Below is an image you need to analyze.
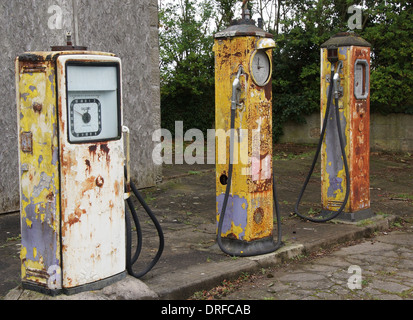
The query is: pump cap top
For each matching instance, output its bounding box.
[321,32,371,48]
[214,9,272,39]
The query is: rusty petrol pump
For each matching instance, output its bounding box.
[16,35,163,295]
[213,6,282,256]
[295,32,373,222]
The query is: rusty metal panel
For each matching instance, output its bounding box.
[214,36,273,243]
[20,131,33,154]
[349,47,371,212]
[16,54,62,291]
[56,55,125,289]
[320,46,371,216]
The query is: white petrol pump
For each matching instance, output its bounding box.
[58,54,126,293]
[16,38,163,296]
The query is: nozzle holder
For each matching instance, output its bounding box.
[327,46,339,64]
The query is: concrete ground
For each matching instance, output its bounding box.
[209,228,413,300]
[1,143,412,300]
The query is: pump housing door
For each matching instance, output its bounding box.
[56,54,125,289]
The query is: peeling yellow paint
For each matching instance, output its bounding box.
[25,218,32,228]
[215,35,274,242]
[17,54,62,289]
[20,246,27,261]
[228,222,245,239]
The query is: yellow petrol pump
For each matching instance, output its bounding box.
[295,32,373,222]
[213,7,282,256]
[16,37,163,295]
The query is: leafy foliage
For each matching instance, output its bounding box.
[158,0,413,141]
[159,0,220,135]
[272,0,412,139]
[363,0,413,114]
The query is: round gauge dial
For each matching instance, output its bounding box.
[250,50,271,86]
[70,98,102,138]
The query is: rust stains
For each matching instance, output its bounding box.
[85,159,91,175]
[67,206,86,227]
[89,145,97,159]
[46,192,54,202]
[21,131,33,154]
[32,102,43,114]
[19,59,47,74]
[81,176,96,191]
[253,207,264,224]
[88,144,110,163]
[264,81,272,101]
[348,47,371,212]
[100,144,110,162]
[67,213,80,227]
[114,181,120,196]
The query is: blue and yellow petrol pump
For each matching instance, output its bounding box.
[213,6,282,256]
[295,32,373,222]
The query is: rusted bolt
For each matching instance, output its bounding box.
[32,102,42,113]
[96,176,104,188]
[46,192,54,202]
[253,207,264,225]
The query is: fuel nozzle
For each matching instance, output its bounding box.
[333,61,343,99]
[231,66,243,110]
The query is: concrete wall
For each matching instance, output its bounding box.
[278,113,322,145]
[0,0,161,214]
[279,113,413,153]
[370,113,413,152]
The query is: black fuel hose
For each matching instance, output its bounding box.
[125,178,164,278]
[294,65,350,222]
[217,107,283,257]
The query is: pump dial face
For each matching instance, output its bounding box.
[251,50,271,86]
[70,98,102,138]
[66,63,120,143]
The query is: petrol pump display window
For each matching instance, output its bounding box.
[66,63,121,143]
[250,50,271,87]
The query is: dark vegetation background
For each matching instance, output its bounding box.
[158,0,412,141]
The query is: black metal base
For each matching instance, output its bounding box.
[22,281,62,297]
[321,208,374,222]
[220,236,279,256]
[22,271,127,297]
